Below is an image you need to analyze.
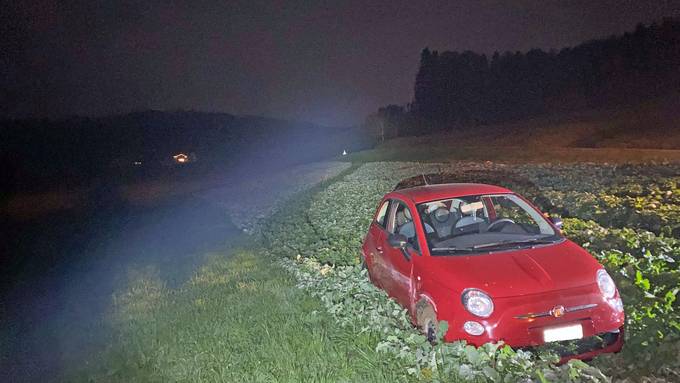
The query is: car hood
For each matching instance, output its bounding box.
[425,240,601,298]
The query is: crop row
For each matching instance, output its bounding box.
[534,189,680,236]
[515,163,680,194]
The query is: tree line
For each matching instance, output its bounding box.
[368,18,680,138]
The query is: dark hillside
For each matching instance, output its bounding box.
[0,111,370,194]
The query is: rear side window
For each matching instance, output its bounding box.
[375,200,390,227]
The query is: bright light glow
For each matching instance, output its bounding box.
[173,153,189,164]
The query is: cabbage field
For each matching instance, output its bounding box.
[265,161,680,382]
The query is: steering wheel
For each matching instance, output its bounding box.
[432,207,450,223]
[487,218,516,232]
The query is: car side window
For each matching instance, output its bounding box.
[388,201,419,250]
[375,200,390,228]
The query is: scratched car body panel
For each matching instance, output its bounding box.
[361,183,624,361]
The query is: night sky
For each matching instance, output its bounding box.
[2,0,680,126]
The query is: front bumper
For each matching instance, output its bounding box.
[443,284,625,359]
[523,327,624,363]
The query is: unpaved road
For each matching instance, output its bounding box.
[1,161,350,382]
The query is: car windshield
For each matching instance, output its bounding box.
[417,193,561,255]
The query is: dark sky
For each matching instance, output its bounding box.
[2,0,680,126]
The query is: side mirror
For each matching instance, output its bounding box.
[388,233,409,249]
[549,216,563,230]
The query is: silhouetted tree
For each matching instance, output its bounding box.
[404,18,680,134]
[365,104,407,142]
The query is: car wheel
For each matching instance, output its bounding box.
[416,301,438,343]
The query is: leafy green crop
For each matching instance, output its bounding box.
[266,161,680,382]
[279,258,605,382]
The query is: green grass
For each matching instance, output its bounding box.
[72,249,407,382]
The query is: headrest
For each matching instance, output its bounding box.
[396,210,407,226]
[460,201,484,215]
[426,202,446,214]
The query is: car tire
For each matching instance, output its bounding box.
[416,300,438,343]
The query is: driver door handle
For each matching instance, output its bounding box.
[376,246,383,253]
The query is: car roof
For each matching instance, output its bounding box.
[390,183,512,204]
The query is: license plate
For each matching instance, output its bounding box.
[543,324,583,343]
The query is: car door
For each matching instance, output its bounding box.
[383,200,419,309]
[363,199,390,287]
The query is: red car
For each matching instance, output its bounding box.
[361,183,624,360]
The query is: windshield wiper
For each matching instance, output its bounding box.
[431,247,478,253]
[432,238,558,254]
[471,238,556,250]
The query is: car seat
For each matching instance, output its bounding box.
[396,208,434,239]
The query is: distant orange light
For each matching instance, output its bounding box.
[173,153,189,164]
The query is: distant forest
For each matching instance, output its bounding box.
[371,18,680,137]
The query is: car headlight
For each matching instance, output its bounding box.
[462,288,494,318]
[610,296,624,312]
[597,269,616,299]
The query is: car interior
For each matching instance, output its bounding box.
[392,202,434,248]
[418,198,491,238]
[384,194,557,254]
[414,195,557,252]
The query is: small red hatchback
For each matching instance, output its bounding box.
[362,183,624,360]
